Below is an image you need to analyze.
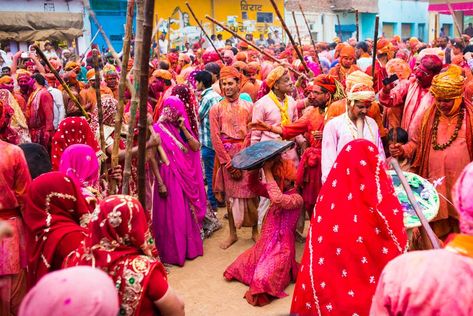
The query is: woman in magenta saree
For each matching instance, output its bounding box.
[224,157,303,306]
[152,96,206,266]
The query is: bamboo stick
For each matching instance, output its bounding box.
[136,0,155,207]
[269,0,310,73]
[109,0,135,195]
[292,11,302,47]
[371,16,380,79]
[122,0,144,195]
[355,10,359,42]
[80,29,100,63]
[32,45,89,119]
[297,2,323,73]
[92,50,106,156]
[185,2,225,63]
[205,15,306,78]
[390,159,441,249]
[446,0,466,46]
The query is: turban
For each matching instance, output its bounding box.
[49,59,62,71]
[340,45,356,58]
[167,52,179,64]
[292,59,305,72]
[346,70,373,92]
[223,49,235,59]
[178,53,191,63]
[44,73,56,81]
[0,75,13,85]
[235,52,247,62]
[430,65,465,100]
[103,64,117,78]
[409,37,420,48]
[452,161,473,234]
[418,48,445,62]
[152,69,172,81]
[332,37,341,44]
[219,66,241,81]
[86,69,96,81]
[391,35,401,44]
[308,75,337,94]
[233,61,248,73]
[238,41,249,50]
[347,83,375,103]
[202,51,220,64]
[16,69,32,80]
[265,66,286,89]
[246,62,260,76]
[386,58,411,80]
[419,54,443,74]
[64,61,80,71]
[376,38,394,57]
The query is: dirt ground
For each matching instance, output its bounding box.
[167,210,307,316]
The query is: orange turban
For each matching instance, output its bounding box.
[247,62,260,76]
[386,58,411,80]
[430,65,465,100]
[86,69,96,81]
[235,52,247,62]
[340,45,355,58]
[152,69,172,80]
[346,70,374,92]
[233,61,248,73]
[64,61,80,72]
[219,66,241,81]
[377,38,394,55]
[0,75,13,85]
[16,69,32,80]
[309,75,337,94]
[265,66,287,89]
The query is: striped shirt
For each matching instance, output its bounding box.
[199,87,222,149]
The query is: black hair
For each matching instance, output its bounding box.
[355,41,368,52]
[195,71,213,88]
[464,45,473,54]
[204,62,221,78]
[230,47,238,55]
[32,73,46,86]
[159,61,170,70]
[19,143,52,179]
[163,79,172,86]
[388,127,408,144]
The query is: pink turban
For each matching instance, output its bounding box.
[452,161,473,234]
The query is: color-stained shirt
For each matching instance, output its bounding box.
[198,87,222,149]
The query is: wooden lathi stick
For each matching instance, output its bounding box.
[205,15,306,78]
[371,16,380,79]
[122,0,145,195]
[297,2,323,73]
[390,159,441,249]
[269,0,310,73]
[32,45,89,119]
[292,11,302,47]
[186,2,225,63]
[92,50,106,155]
[109,0,135,194]
[136,0,155,207]
[355,10,359,42]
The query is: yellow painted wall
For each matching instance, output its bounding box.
[154,0,284,46]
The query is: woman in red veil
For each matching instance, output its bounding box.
[291,139,408,315]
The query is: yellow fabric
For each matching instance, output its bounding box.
[152,69,173,81]
[266,66,286,89]
[345,70,373,92]
[430,65,465,100]
[268,90,290,126]
[86,69,96,81]
[386,58,411,80]
[16,69,31,80]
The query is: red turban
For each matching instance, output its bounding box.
[309,75,337,94]
[235,52,247,62]
[202,51,220,64]
[420,55,443,74]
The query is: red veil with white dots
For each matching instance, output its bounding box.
[291,139,408,316]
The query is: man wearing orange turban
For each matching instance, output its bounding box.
[391,65,473,241]
[366,38,395,92]
[209,65,258,249]
[79,68,113,114]
[329,44,360,88]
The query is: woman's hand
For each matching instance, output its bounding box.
[158,183,168,198]
[177,116,185,130]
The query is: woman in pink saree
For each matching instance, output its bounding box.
[152,96,206,266]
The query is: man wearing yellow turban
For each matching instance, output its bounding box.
[209,65,258,250]
[391,65,473,241]
[328,44,360,88]
[79,68,113,113]
[366,38,395,93]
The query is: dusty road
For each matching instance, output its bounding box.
[167,211,307,316]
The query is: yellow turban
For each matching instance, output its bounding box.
[386,58,411,80]
[266,66,287,89]
[64,61,80,71]
[345,70,373,93]
[152,69,173,81]
[86,69,96,81]
[16,69,32,80]
[430,65,465,100]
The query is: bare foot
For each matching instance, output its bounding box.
[220,236,238,249]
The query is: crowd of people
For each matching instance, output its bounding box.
[1,28,473,316]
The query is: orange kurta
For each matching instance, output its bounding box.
[325,98,387,137]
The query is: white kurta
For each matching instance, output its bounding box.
[321,113,386,183]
